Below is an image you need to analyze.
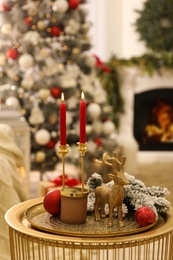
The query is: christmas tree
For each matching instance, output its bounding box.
[0,0,118,175]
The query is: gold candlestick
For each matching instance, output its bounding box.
[77,142,88,193]
[58,144,69,190]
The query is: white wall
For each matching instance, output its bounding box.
[87,0,146,60]
[87,0,107,59]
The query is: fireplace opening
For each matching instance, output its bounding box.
[134,88,173,151]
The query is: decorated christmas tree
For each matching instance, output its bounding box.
[0,0,118,174]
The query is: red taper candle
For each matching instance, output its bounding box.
[60,92,66,145]
[80,92,86,143]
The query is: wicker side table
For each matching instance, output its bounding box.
[5,197,173,260]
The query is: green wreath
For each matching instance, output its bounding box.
[135,0,173,53]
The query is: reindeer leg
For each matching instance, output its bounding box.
[107,206,113,227]
[94,201,100,221]
[117,206,125,227]
[100,203,106,219]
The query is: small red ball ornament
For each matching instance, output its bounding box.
[50,26,61,37]
[6,49,19,60]
[69,0,79,9]
[50,87,62,99]
[0,3,11,12]
[43,189,61,216]
[24,17,32,26]
[135,206,156,227]
[46,139,56,149]
[94,138,102,147]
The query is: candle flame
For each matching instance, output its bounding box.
[61,92,64,102]
[81,92,85,101]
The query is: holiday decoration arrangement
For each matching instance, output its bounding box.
[36,94,170,235]
[25,90,170,235]
[28,149,170,237]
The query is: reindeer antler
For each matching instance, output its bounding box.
[113,155,127,179]
[95,152,112,166]
[114,155,126,167]
[95,153,126,172]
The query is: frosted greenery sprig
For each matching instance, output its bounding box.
[87,172,170,218]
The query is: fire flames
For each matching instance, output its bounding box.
[143,99,173,143]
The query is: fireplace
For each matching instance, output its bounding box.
[134,88,173,151]
[116,67,173,168]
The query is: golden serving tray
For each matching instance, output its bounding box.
[25,202,157,238]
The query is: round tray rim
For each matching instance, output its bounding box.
[24,202,158,238]
[5,197,173,243]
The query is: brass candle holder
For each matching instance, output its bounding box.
[77,142,88,193]
[58,144,69,190]
[58,142,89,225]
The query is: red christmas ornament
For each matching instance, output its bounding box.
[69,0,80,9]
[102,117,109,123]
[46,139,56,149]
[94,138,102,147]
[135,206,156,227]
[6,49,19,60]
[50,26,61,37]
[43,190,61,216]
[0,3,11,12]
[50,87,62,99]
[24,17,32,26]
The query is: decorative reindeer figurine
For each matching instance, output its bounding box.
[94,152,129,227]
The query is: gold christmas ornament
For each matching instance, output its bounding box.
[38,89,51,100]
[35,151,46,163]
[37,20,47,30]
[21,77,34,90]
